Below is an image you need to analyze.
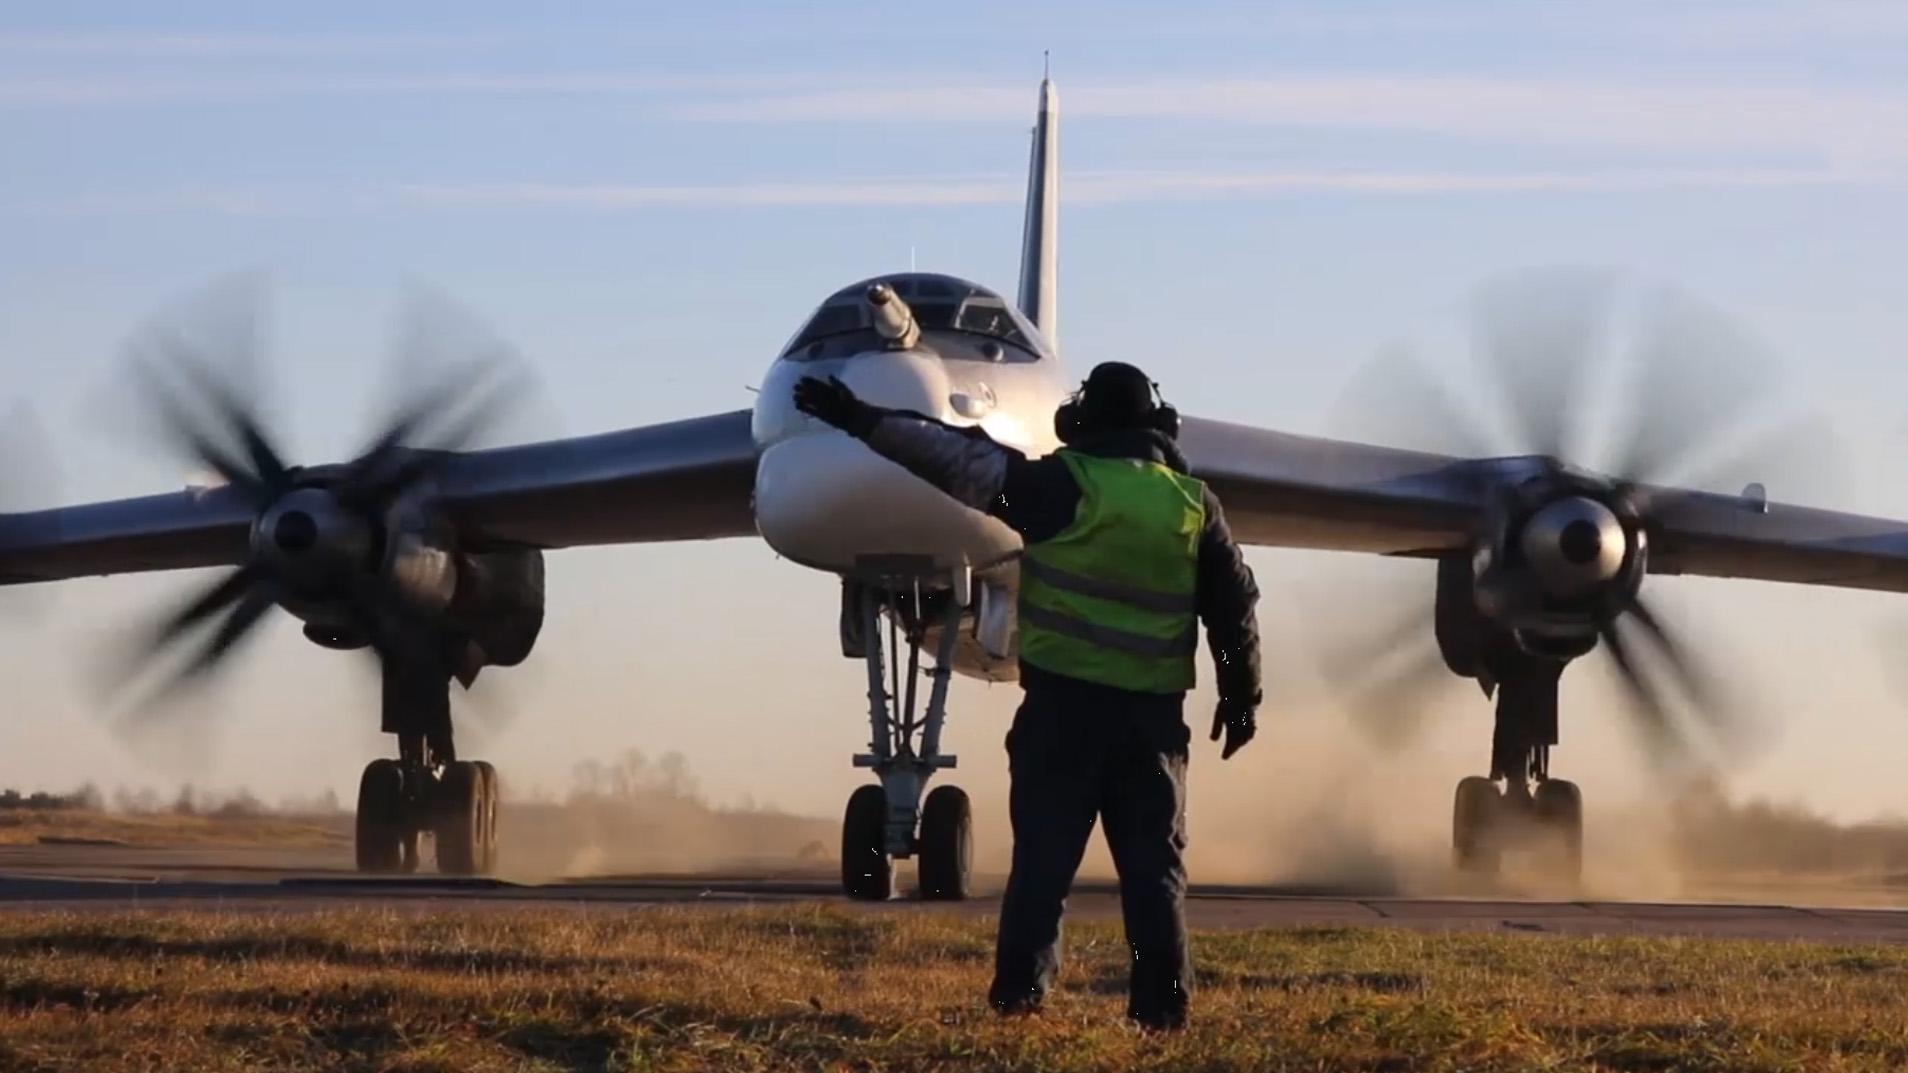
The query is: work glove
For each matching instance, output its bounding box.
[1210,698,1257,760]
[793,376,879,438]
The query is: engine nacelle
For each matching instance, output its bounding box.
[446,549,546,669]
[262,481,544,674]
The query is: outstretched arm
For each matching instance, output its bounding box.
[794,376,1068,534]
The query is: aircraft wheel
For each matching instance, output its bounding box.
[473,761,501,874]
[355,759,405,874]
[918,785,973,901]
[1534,778,1584,881]
[434,761,488,876]
[1453,776,1502,875]
[841,784,892,901]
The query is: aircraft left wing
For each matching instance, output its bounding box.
[437,409,758,550]
[0,409,760,583]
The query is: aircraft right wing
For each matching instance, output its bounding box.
[1178,416,1485,557]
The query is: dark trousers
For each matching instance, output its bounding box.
[987,672,1192,1027]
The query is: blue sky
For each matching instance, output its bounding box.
[2,2,1907,851]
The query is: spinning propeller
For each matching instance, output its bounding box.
[1324,269,1829,763]
[117,282,526,710]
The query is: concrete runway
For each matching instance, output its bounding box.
[6,843,1908,943]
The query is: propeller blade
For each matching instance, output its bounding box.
[1471,267,1616,461]
[1597,617,1680,752]
[125,276,287,498]
[347,361,520,504]
[345,288,535,504]
[168,587,277,685]
[116,584,278,728]
[1673,414,1848,508]
[1624,594,1729,741]
[1329,343,1499,458]
[131,358,267,499]
[144,564,260,652]
[1607,287,1776,486]
[1315,598,1458,749]
[1341,639,1459,749]
[166,352,290,492]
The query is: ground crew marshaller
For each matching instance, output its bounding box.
[794,361,1262,1031]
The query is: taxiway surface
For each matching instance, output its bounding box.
[4,842,1908,943]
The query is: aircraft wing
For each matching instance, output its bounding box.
[0,409,760,584]
[1178,416,1485,556]
[437,409,758,550]
[1180,415,1908,594]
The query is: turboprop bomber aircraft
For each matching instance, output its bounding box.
[4,75,1908,895]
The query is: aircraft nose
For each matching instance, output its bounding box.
[833,350,952,420]
[754,348,956,449]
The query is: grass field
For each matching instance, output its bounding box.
[2,907,1907,1071]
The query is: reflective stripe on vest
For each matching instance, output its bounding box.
[1018,450,1205,694]
[1019,603,1198,659]
[1020,557,1198,616]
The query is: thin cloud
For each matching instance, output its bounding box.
[0,31,497,57]
[9,169,1874,219]
[394,167,1863,212]
[0,73,818,108]
[668,76,1908,167]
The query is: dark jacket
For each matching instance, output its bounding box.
[855,412,1262,710]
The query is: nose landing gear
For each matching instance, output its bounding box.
[840,570,973,901]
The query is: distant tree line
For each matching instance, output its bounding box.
[0,784,344,817]
[0,785,102,811]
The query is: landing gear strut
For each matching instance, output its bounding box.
[1451,652,1583,882]
[354,658,501,876]
[841,569,972,901]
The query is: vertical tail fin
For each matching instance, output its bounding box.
[1017,73,1059,352]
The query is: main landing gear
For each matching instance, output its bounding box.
[841,571,973,902]
[354,656,500,876]
[1451,653,1583,882]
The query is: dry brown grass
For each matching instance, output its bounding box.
[0,809,344,849]
[0,906,1906,1071]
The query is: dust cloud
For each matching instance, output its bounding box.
[492,750,835,884]
[942,685,1908,907]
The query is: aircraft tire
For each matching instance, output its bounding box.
[434,760,487,876]
[841,784,892,901]
[1534,778,1584,882]
[473,761,501,875]
[355,759,405,874]
[1453,776,1502,875]
[917,785,973,901]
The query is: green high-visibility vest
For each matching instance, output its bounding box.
[1019,450,1206,693]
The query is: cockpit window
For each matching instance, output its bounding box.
[781,274,1044,362]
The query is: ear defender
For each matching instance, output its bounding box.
[1151,401,1181,440]
[1149,381,1181,440]
[1053,392,1086,444]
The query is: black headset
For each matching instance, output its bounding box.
[1053,378,1181,444]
